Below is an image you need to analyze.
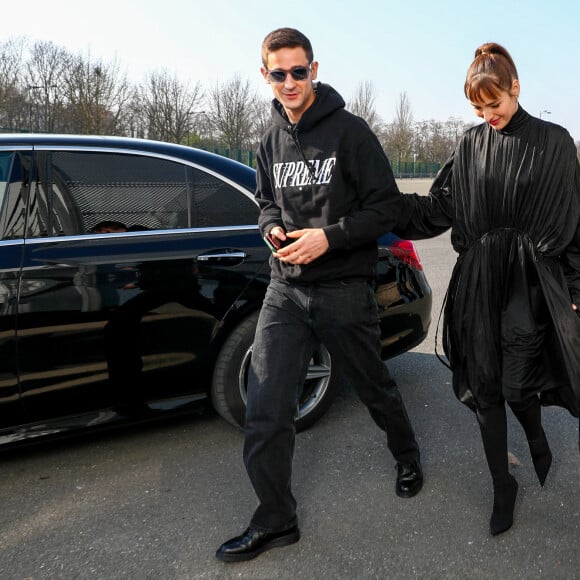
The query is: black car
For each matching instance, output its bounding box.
[0,134,431,445]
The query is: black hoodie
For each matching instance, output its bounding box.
[256,83,404,283]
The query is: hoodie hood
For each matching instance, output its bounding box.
[271,82,346,132]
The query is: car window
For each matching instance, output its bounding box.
[30,151,192,236]
[26,150,258,237]
[191,171,258,227]
[0,151,31,240]
[0,152,14,238]
[0,152,12,202]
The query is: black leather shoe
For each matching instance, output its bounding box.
[396,460,423,498]
[216,525,300,562]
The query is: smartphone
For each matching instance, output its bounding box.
[264,231,286,252]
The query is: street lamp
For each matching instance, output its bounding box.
[539,110,551,119]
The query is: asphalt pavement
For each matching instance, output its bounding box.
[0,179,578,579]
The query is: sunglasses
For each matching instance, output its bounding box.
[266,65,311,84]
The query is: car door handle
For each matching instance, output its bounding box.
[197,250,246,266]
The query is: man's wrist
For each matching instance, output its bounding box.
[323,224,346,250]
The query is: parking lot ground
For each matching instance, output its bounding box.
[0,177,578,579]
[1,368,577,580]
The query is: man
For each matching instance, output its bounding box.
[216,27,423,563]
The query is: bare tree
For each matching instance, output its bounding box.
[24,40,70,132]
[119,88,147,139]
[411,120,430,162]
[381,92,414,170]
[0,34,493,170]
[392,91,414,160]
[413,117,474,167]
[61,52,131,134]
[0,37,27,130]
[446,116,469,150]
[413,120,448,163]
[347,81,383,134]
[139,69,204,143]
[207,75,256,151]
[251,96,273,145]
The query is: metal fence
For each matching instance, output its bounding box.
[205,150,442,177]
[201,147,255,168]
[390,161,442,178]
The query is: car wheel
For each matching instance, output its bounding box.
[211,312,340,432]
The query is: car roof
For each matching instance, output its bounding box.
[0,133,257,191]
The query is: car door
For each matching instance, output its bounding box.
[0,149,29,430]
[18,144,267,422]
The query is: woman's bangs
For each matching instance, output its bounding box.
[465,75,502,104]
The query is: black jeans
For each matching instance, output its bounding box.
[243,279,420,531]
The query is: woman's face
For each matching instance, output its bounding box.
[470,80,520,131]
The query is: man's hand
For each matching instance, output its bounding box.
[275,228,329,265]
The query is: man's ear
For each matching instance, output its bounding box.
[260,67,270,83]
[310,61,319,81]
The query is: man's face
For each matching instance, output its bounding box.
[261,47,318,124]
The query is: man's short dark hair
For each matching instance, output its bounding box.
[91,220,127,233]
[261,28,314,66]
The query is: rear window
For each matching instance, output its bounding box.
[27,150,258,237]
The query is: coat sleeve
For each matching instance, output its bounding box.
[323,125,405,250]
[394,153,455,240]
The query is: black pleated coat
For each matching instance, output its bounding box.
[397,107,580,417]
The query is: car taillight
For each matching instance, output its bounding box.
[389,239,423,271]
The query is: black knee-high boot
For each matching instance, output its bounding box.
[476,404,518,536]
[508,397,552,486]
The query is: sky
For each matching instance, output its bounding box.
[3,0,579,141]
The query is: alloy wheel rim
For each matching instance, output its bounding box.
[238,345,332,420]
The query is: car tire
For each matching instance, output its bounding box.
[211,312,340,432]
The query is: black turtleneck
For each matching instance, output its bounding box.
[498,104,531,135]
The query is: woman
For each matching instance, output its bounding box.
[397,42,580,536]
